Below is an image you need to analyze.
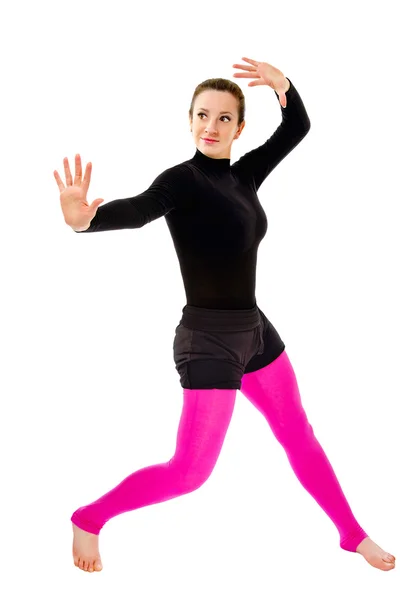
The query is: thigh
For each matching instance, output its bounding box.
[172,388,237,485]
[241,350,308,432]
[175,387,237,457]
[243,309,286,375]
[173,324,257,389]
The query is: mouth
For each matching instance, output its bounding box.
[202,138,219,144]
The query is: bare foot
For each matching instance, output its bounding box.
[72,523,103,572]
[356,537,396,571]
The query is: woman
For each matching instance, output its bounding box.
[54,57,395,574]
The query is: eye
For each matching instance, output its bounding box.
[197,112,231,122]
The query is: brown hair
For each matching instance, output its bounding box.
[189,78,245,125]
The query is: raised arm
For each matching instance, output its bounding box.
[232,78,311,191]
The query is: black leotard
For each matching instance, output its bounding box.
[76,78,311,309]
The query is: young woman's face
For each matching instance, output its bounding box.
[190,90,245,159]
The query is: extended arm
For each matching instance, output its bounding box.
[75,165,186,233]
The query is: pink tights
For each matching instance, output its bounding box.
[71,350,368,552]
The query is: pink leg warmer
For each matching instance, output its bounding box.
[241,350,368,552]
[71,388,236,534]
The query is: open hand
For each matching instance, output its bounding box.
[232,57,288,108]
[54,154,104,230]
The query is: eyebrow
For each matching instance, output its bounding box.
[198,108,234,115]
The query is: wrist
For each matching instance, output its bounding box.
[72,223,91,232]
[274,77,290,93]
[283,77,290,92]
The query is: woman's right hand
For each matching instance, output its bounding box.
[54,154,104,230]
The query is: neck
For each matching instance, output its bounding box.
[192,147,231,172]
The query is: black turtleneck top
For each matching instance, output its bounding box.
[76,78,311,309]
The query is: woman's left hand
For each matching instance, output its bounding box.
[232,57,289,108]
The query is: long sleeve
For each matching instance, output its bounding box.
[75,165,188,233]
[232,78,311,191]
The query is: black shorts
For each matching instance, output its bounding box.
[173,303,285,389]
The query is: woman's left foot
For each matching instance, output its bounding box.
[356,537,395,571]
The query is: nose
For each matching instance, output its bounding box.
[204,121,218,135]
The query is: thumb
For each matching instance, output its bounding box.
[89,197,104,217]
[91,198,104,210]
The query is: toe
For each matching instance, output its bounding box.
[384,553,395,563]
[95,561,103,571]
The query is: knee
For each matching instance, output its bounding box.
[183,469,213,493]
[272,416,315,448]
[168,458,216,494]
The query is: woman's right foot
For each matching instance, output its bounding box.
[72,523,103,572]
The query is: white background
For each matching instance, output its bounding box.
[1,0,399,597]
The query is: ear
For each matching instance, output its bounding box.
[234,120,245,139]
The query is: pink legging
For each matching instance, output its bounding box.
[71,350,368,552]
